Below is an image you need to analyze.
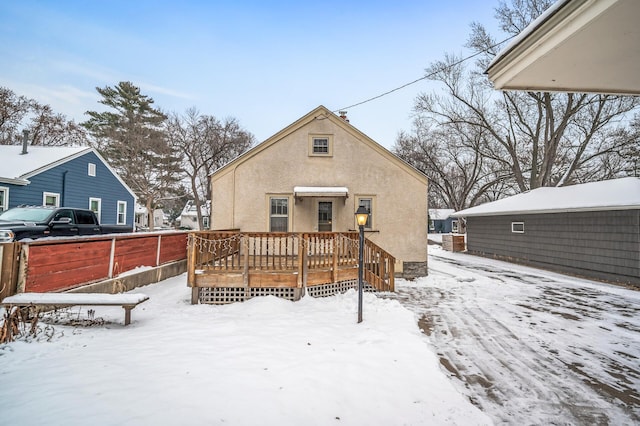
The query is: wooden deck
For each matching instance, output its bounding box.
[187,232,394,303]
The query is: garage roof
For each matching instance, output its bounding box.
[452,177,640,217]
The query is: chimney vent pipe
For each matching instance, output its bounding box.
[21,130,29,155]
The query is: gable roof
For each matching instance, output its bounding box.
[486,0,640,95]
[0,145,136,199]
[0,145,89,185]
[452,177,640,217]
[210,105,428,185]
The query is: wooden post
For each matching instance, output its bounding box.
[0,243,20,300]
[297,236,304,288]
[123,306,132,325]
[108,237,116,278]
[156,235,162,266]
[16,243,29,293]
[298,234,308,290]
[243,235,249,288]
[331,234,338,283]
[381,254,387,291]
[187,233,196,289]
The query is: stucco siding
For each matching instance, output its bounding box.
[466,210,640,284]
[211,108,428,269]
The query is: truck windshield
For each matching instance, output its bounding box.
[0,208,53,222]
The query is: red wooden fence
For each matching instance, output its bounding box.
[21,232,188,293]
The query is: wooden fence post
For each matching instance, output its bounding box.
[108,237,116,278]
[16,243,29,293]
[156,235,162,266]
[0,243,21,299]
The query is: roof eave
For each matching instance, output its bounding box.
[452,204,640,218]
[487,0,597,90]
[210,105,428,185]
[0,177,30,186]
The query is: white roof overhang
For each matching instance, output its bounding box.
[487,0,640,95]
[0,177,29,186]
[293,186,349,198]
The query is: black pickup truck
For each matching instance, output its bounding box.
[0,206,133,243]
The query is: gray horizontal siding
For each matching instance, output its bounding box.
[466,210,640,285]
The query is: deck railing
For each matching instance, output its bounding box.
[187,231,394,293]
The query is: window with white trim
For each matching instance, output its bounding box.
[89,198,102,222]
[0,187,8,212]
[117,201,127,225]
[88,163,96,177]
[269,197,289,232]
[308,134,333,156]
[511,222,525,233]
[356,197,373,229]
[43,192,60,207]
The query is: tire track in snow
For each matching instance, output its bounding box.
[387,252,640,425]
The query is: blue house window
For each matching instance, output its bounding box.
[89,198,102,223]
[43,192,60,207]
[0,187,7,212]
[117,201,127,225]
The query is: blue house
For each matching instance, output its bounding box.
[0,145,136,228]
[428,209,457,233]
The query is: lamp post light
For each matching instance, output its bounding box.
[355,205,369,323]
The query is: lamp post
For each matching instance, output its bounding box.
[355,205,369,323]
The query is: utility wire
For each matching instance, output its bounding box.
[333,35,516,113]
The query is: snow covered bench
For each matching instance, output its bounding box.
[1,293,149,326]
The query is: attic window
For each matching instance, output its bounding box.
[313,138,328,153]
[511,222,525,233]
[309,135,333,157]
[88,163,96,177]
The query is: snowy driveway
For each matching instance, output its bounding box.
[387,246,640,425]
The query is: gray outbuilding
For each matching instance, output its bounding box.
[452,178,640,286]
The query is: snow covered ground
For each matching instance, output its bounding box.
[389,245,640,425]
[1,244,638,425]
[0,273,489,425]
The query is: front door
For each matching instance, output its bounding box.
[318,201,332,232]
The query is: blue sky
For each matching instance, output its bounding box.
[0,1,501,149]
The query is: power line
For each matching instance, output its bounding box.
[333,35,516,113]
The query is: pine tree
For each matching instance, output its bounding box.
[82,82,183,230]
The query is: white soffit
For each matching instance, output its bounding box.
[487,0,640,95]
[293,186,349,198]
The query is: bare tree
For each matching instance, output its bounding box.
[27,104,88,146]
[166,108,254,229]
[395,118,512,210]
[1,87,33,145]
[397,0,639,208]
[1,86,88,146]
